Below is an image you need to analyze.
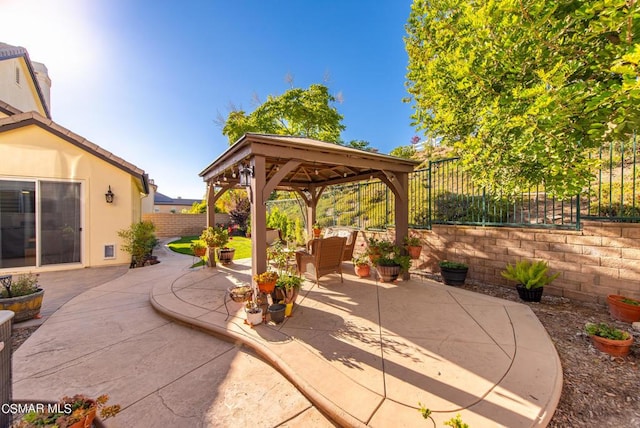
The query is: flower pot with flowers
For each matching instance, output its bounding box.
[245,298,263,326]
[404,235,423,260]
[352,254,371,278]
[15,394,120,428]
[0,273,44,323]
[200,226,229,267]
[253,271,279,294]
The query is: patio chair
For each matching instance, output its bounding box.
[323,227,359,261]
[296,236,347,285]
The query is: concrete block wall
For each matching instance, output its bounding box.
[355,222,640,305]
[142,213,232,237]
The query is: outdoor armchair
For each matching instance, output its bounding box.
[296,236,347,285]
[323,227,359,261]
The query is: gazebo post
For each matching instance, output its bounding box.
[394,172,410,280]
[250,156,267,277]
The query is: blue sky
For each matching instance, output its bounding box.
[2,0,417,199]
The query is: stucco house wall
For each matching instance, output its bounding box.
[0,117,149,270]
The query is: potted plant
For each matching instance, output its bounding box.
[439,261,469,286]
[501,259,559,302]
[200,225,229,267]
[404,235,422,260]
[585,322,634,357]
[275,272,304,316]
[0,273,44,322]
[117,220,159,268]
[372,240,411,282]
[245,299,263,326]
[312,222,322,238]
[253,271,279,294]
[190,240,207,258]
[227,284,253,303]
[606,295,640,323]
[16,394,120,428]
[352,254,371,278]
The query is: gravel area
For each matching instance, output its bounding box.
[10,279,640,427]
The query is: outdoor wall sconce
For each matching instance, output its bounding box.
[105,186,115,203]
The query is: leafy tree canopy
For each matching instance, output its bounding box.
[405,0,640,198]
[222,84,345,144]
[389,145,417,159]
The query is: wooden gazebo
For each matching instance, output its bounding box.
[199,133,420,276]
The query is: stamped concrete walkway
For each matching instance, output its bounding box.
[151,257,563,427]
[12,241,562,427]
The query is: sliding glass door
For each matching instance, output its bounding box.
[40,182,81,265]
[0,180,81,268]
[0,181,36,268]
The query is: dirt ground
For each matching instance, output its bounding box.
[10,280,640,427]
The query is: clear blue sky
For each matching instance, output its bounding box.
[2,0,417,199]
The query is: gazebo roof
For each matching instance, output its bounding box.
[199,133,419,190]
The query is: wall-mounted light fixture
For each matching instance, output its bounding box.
[105,186,115,203]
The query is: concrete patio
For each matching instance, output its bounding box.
[12,242,562,427]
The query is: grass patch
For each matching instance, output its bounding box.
[167,236,252,260]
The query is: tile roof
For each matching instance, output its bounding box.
[0,111,148,194]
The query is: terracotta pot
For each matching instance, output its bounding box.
[193,248,206,257]
[589,334,633,357]
[257,280,276,294]
[407,245,422,260]
[607,295,640,323]
[354,264,371,278]
[313,228,322,238]
[68,403,96,428]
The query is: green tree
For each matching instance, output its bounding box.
[389,145,416,159]
[222,84,345,144]
[405,0,640,198]
[344,139,374,151]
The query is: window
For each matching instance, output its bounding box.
[15,67,20,85]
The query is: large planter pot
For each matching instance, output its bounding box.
[440,267,468,286]
[407,245,422,260]
[589,334,633,357]
[376,265,400,283]
[268,303,286,324]
[354,264,371,278]
[607,295,640,323]
[0,289,44,322]
[246,307,263,326]
[216,248,235,265]
[516,284,544,302]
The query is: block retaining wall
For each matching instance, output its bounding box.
[354,221,640,305]
[142,213,231,238]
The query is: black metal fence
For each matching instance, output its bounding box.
[267,135,639,230]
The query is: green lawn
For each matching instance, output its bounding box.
[167,236,252,260]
